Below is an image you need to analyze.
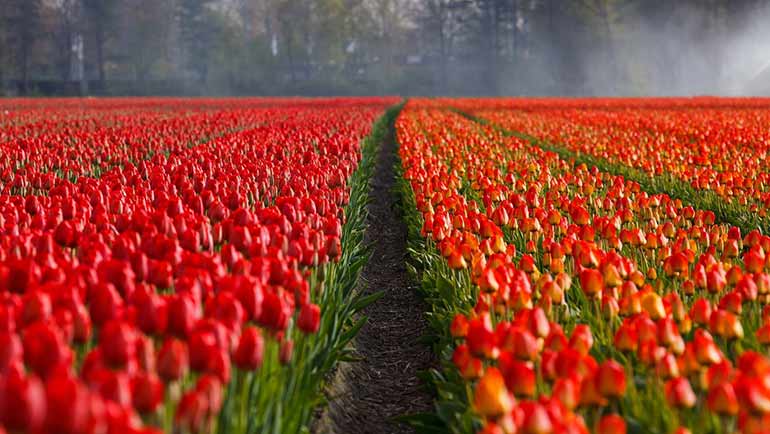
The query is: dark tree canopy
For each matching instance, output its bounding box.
[0,0,768,96]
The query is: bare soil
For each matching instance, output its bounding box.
[313,113,435,434]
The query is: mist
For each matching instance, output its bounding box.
[570,0,770,96]
[0,0,768,97]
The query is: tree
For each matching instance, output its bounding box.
[178,0,215,82]
[120,0,172,82]
[4,0,43,91]
[50,0,82,81]
[82,0,118,83]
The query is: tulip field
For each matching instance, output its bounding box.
[398,97,770,434]
[0,97,398,434]
[3,96,770,434]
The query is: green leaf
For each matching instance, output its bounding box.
[392,412,449,434]
[350,290,385,313]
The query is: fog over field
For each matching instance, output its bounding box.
[1,0,769,96]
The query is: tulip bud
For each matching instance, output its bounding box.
[665,378,696,408]
[579,268,603,299]
[473,367,514,418]
[640,291,665,320]
[478,268,500,293]
[467,317,499,360]
[596,360,627,399]
[167,294,198,338]
[23,321,72,379]
[706,382,739,416]
[520,401,554,434]
[43,373,90,434]
[552,377,580,410]
[158,338,188,383]
[693,330,723,366]
[602,295,619,319]
[0,370,46,432]
[175,390,208,434]
[233,326,264,371]
[569,324,593,355]
[597,414,626,434]
[690,298,712,326]
[298,303,321,334]
[279,339,294,365]
[99,320,137,368]
[707,267,727,294]
[450,314,469,338]
[132,372,163,414]
[499,353,535,398]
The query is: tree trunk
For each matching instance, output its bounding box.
[95,23,105,83]
[285,31,296,84]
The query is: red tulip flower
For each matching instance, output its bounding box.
[596,360,627,399]
[0,370,46,433]
[298,303,321,334]
[665,378,696,409]
[597,414,626,434]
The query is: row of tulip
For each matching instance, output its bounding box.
[397,99,770,434]
[1,100,310,190]
[0,98,398,434]
[445,98,770,234]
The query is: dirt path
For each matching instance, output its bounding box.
[314,111,434,434]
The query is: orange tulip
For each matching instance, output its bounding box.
[473,367,514,418]
[450,313,469,338]
[579,269,603,299]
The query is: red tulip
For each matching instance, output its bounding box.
[44,373,90,434]
[167,294,198,338]
[665,378,696,409]
[596,360,627,399]
[453,344,483,380]
[98,259,136,298]
[99,320,137,368]
[0,370,46,432]
[298,303,321,333]
[706,382,739,416]
[257,290,291,331]
[175,390,208,434]
[54,220,78,247]
[89,282,124,327]
[23,320,72,378]
[551,377,579,412]
[450,313,469,338]
[157,338,188,383]
[569,324,594,355]
[499,353,536,397]
[0,332,23,373]
[735,375,770,413]
[233,326,264,371]
[132,289,167,335]
[95,369,132,408]
[519,401,554,434]
[597,414,626,434]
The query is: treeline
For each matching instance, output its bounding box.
[0,0,766,96]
